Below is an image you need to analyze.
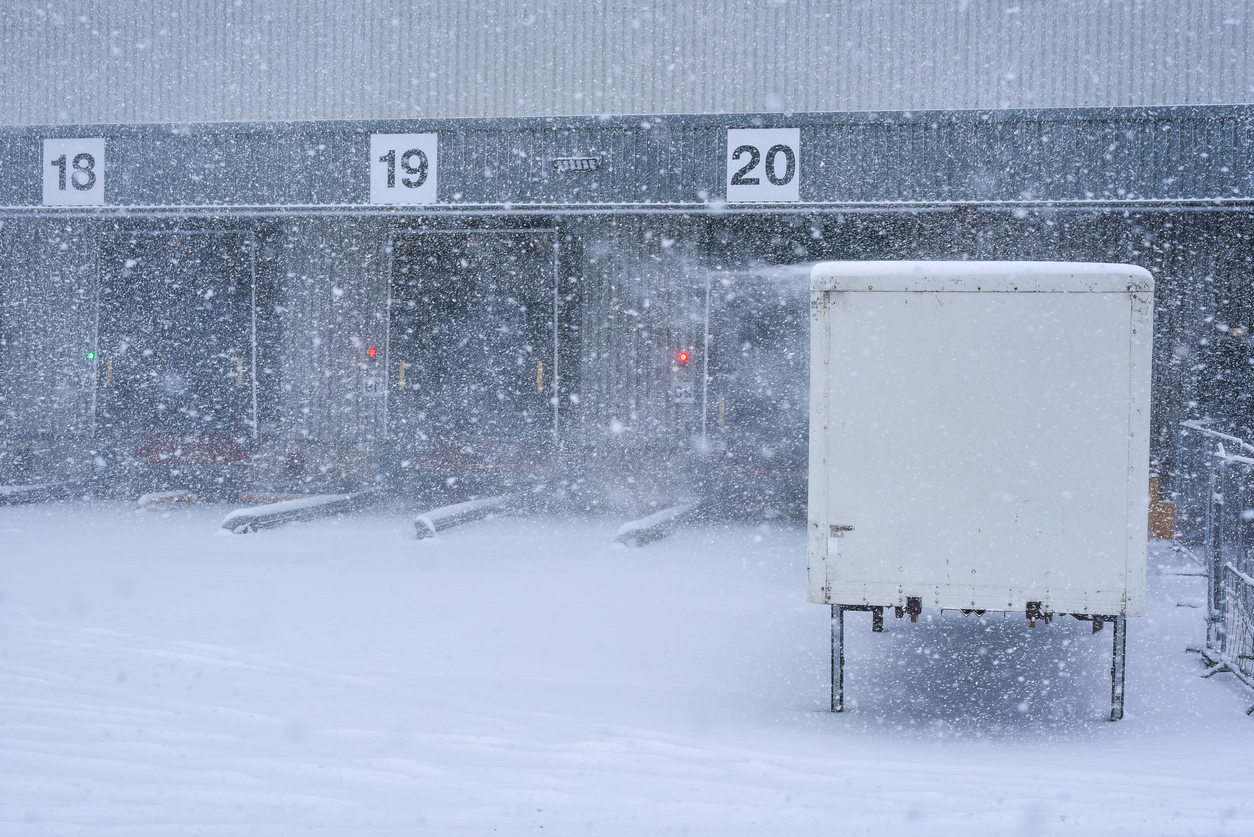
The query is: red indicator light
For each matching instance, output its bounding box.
[677,351,690,365]
[367,347,378,358]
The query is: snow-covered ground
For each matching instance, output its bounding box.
[1,501,1251,835]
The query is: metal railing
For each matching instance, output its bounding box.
[1178,421,1254,710]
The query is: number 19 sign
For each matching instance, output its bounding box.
[370,133,438,204]
[43,138,105,206]
[726,128,800,203]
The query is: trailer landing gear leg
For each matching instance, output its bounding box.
[831,605,844,712]
[1110,614,1126,721]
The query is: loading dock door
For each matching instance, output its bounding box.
[386,231,557,492]
[94,232,255,445]
[705,267,810,518]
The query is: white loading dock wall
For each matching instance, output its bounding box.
[808,261,1153,617]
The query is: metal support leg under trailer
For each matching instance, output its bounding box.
[1110,614,1127,722]
[831,603,887,713]
[831,605,844,713]
[829,606,1129,720]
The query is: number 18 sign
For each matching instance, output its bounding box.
[43,138,105,206]
[370,133,438,205]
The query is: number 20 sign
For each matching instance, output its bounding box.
[726,128,800,203]
[43,138,105,206]
[370,133,438,205]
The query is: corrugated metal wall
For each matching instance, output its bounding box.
[3,208,1252,493]
[2,0,1251,126]
[575,217,707,445]
[272,219,389,450]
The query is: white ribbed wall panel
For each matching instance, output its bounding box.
[1,0,1252,125]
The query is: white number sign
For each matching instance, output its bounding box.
[370,133,438,204]
[726,128,800,203]
[43,138,105,206]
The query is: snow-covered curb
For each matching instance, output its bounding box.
[222,491,376,533]
[414,495,510,539]
[614,499,702,546]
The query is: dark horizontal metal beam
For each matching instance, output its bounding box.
[3,199,1252,221]
[3,103,1252,208]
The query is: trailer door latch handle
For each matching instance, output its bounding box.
[829,525,854,537]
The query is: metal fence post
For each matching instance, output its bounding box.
[1224,462,1247,658]
[1207,453,1225,648]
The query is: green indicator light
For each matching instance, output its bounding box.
[86,351,96,360]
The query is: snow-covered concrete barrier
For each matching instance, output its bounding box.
[808,261,1154,720]
[0,480,86,505]
[136,490,196,509]
[222,490,378,534]
[614,499,703,547]
[414,495,511,540]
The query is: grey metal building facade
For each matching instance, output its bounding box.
[1,106,1252,512]
[3,1,1254,511]
[3,0,1253,126]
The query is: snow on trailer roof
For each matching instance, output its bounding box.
[810,261,1153,294]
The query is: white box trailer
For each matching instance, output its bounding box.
[808,261,1153,720]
